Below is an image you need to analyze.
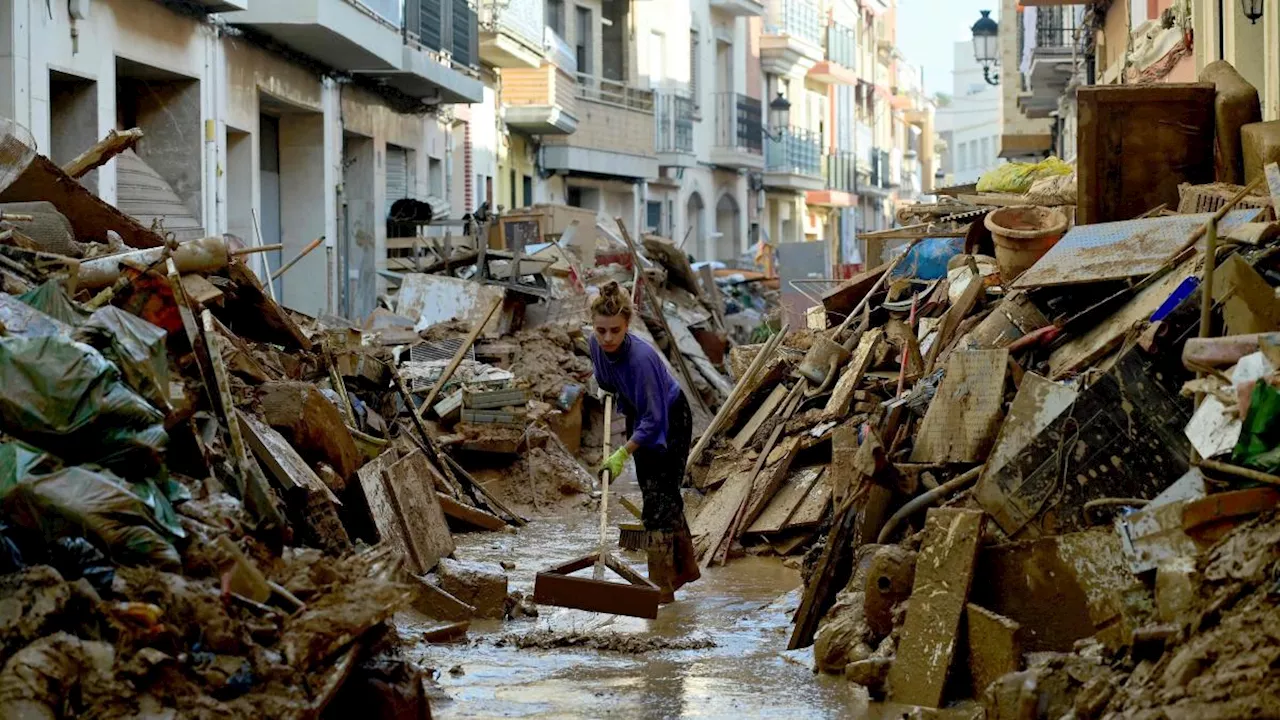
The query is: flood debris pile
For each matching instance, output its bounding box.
[0,117,766,715]
[684,66,1280,716]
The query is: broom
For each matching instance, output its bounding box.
[618,496,646,551]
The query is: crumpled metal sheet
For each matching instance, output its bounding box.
[1011,209,1262,289]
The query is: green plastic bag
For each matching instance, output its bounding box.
[16,279,89,327]
[0,449,180,569]
[75,306,171,413]
[0,334,167,477]
[1233,381,1280,472]
[976,156,1073,194]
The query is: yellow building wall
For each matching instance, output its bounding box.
[497,132,536,211]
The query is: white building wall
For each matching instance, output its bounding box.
[936,41,1001,185]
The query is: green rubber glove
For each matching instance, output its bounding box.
[600,446,630,480]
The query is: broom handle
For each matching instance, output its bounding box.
[595,394,613,581]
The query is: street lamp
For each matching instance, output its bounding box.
[971,10,999,86]
[764,91,791,141]
[1242,0,1264,24]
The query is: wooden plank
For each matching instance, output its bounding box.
[356,454,414,567]
[787,498,859,650]
[1213,252,1280,335]
[740,435,802,531]
[747,466,824,534]
[1077,84,1215,225]
[825,329,883,417]
[690,472,753,558]
[437,492,506,531]
[830,425,860,510]
[384,452,456,573]
[888,508,986,708]
[1048,257,1197,379]
[180,273,223,306]
[62,127,144,179]
[924,273,983,372]
[732,384,788,450]
[787,472,832,528]
[239,410,341,505]
[910,349,1009,463]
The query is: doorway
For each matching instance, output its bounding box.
[685,191,705,253]
[259,114,284,300]
[714,193,740,262]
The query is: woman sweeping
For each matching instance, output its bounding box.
[589,281,700,602]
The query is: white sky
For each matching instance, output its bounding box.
[895,0,1000,97]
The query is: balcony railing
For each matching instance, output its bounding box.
[825,22,856,68]
[824,151,856,192]
[765,0,822,47]
[655,92,695,154]
[713,92,763,154]
[406,0,480,69]
[766,126,821,176]
[479,0,544,48]
[575,73,654,112]
[870,149,891,188]
[1034,7,1081,50]
[352,0,403,26]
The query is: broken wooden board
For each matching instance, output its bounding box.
[260,381,362,480]
[966,604,1024,697]
[357,451,455,575]
[0,154,165,248]
[181,273,224,307]
[63,127,144,179]
[437,492,506,531]
[821,261,889,327]
[888,508,985,708]
[739,435,802,532]
[924,273,984,372]
[979,349,1192,538]
[830,425,860,510]
[910,349,1009,463]
[222,260,313,351]
[787,472,833,529]
[748,466,825,535]
[826,329,883,417]
[1048,256,1196,379]
[239,410,341,505]
[732,384,788,450]
[1213,252,1280,335]
[690,472,753,560]
[974,373,1079,531]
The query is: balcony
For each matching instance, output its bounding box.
[760,0,823,75]
[808,22,857,85]
[710,92,764,170]
[479,0,545,68]
[501,63,579,134]
[764,126,822,192]
[223,0,404,70]
[709,0,765,18]
[540,74,658,180]
[224,0,484,103]
[655,92,696,168]
[1018,7,1081,119]
[806,151,857,207]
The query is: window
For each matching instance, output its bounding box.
[428,157,443,195]
[689,29,700,111]
[646,201,662,232]
[575,6,592,76]
[979,137,990,168]
[567,186,583,207]
[509,169,517,210]
[522,174,533,207]
[546,0,565,37]
[959,142,969,171]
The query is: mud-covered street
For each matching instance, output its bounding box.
[406,473,862,719]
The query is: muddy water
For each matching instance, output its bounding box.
[401,475,868,719]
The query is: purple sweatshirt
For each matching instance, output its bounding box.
[589,333,683,451]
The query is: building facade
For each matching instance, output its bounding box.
[937,40,1002,186]
[997,0,1280,164]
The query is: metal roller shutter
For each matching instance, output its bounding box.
[385,146,409,217]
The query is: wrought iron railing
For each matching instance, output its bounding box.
[764,0,822,47]
[1034,6,1081,50]
[575,73,655,112]
[766,126,821,176]
[655,92,695,153]
[350,0,402,27]
[824,151,856,192]
[826,22,856,68]
[713,92,764,155]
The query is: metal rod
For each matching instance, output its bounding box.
[271,236,325,282]
[231,243,283,256]
[250,208,277,302]
[595,394,613,581]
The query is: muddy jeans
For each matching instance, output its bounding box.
[628,392,692,531]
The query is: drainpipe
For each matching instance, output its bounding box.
[203,27,219,238]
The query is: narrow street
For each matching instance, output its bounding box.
[404,474,863,719]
